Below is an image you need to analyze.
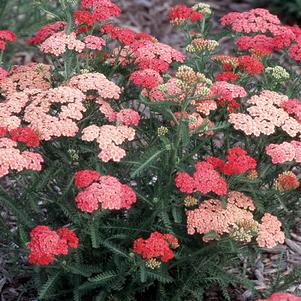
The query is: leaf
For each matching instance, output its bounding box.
[131,148,166,178]
[38,272,61,300]
[88,271,118,283]
[145,270,174,284]
[100,239,130,259]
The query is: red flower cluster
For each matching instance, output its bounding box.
[175,161,227,195]
[74,170,136,212]
[0,29,16,50]
[168,5,203,25]
[74,0,121,25]
[28,225,79,265]
[74,169,101,188]
[102,24,154,45]
[133,232,179,262]
[0,127,40,147]
[9,128,40,147]
[130,69,163,89]
[27,21,66,45]
[238,55,264,75]
[215,71,238,82]
[206,147,257,176]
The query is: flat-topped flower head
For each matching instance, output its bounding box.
[186,191,257,242]
[28,226,78,265]
[68,72,121,99]
[133,232,179,263]
[168,5,203,25]
[74,171,136,212]
[176,161,227,196]
[41,31,85,56]
[256,213,285,248]
[221,9,281,33]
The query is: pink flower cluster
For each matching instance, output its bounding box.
[41,31,85,56]
[266,141,301,164]
[210,81,247,105]
[114,40,185,73]
[0,136,43,177]
[257,293,301,301]
[133,231,179,263]
[175,161,227,196]
[82,124,136,162]
[229,90,301,137]
[68,72,121,100]
[0,63,52,96]
[84,35,106,50]
[28,225,78,265]
[221,9,281,34]
[130,69,163,89]
[74,169,136,212]
[256,213,285,248]
[186,191,257,242]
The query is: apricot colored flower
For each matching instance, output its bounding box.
[256,213,285,248]
[186,191,257,242]
[68,72,121,99]
[41,31,85,56]
[82,124,136,162]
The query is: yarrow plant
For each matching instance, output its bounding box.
[1,1,301,300]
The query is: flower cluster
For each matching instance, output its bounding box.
[257,293,301,301]
[102,24,154,45]
[256,213,285,248]
[274,171,300,192]
[186,191,258,242]
[229,90,301,137]
[266,141,301,164]
[168,5,203,25]
[28,21,66,45]
[74,170,136,212]
[28,225,79,265]
[81,124,136,162]
[116,40,185,73]
[129,69,163,89]
[0,29,16,50]
[206,146,257,176]
[84,35,106,50]
[41,31,85,56]
[186,38,219,53]
[74,0,121,26]
[133,232,179,263]
[68,72,121,100]
[0,63,52,96]
[0,129,43,177]
[175,161,227,195]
